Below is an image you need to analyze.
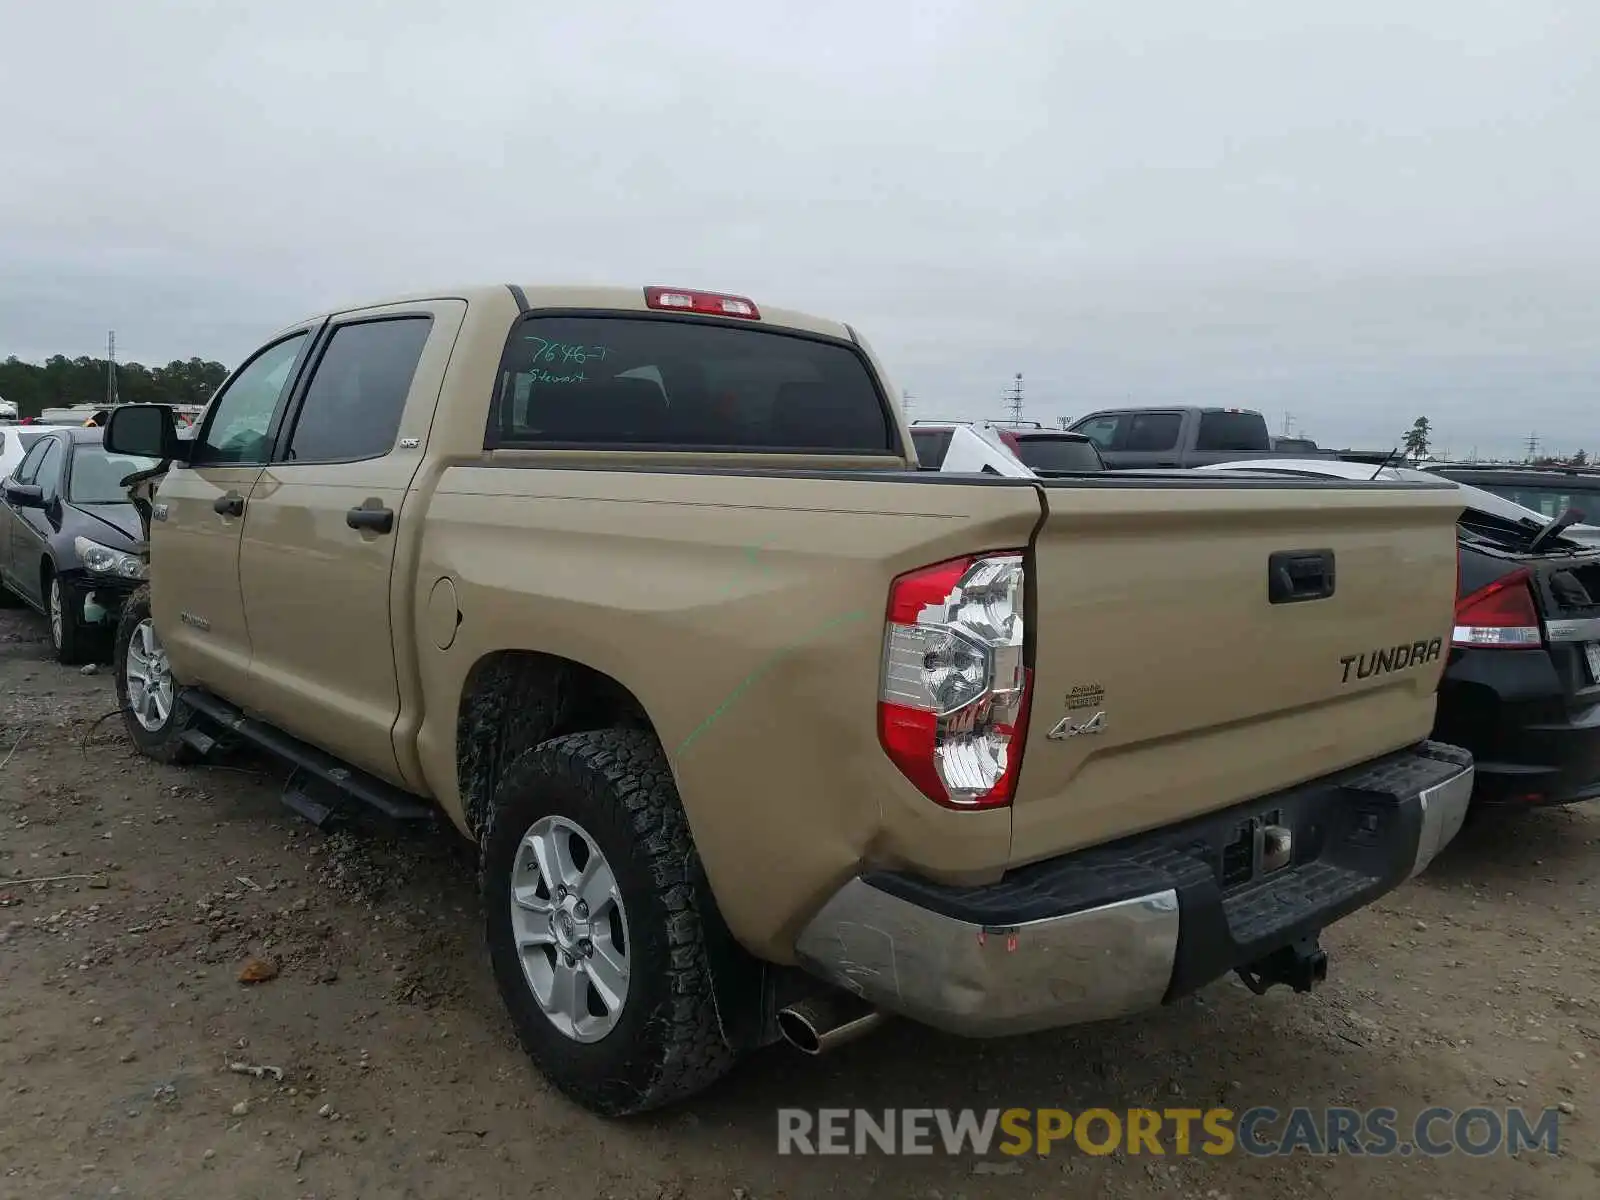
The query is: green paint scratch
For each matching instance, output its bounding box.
[676,610,868,754]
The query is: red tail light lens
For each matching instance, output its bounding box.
[1452,568,1542,648]
[878,552,1031,808]
[643,286,761,320]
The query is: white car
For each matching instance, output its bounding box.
[1195,458,1600,547]
[0,425,50,482]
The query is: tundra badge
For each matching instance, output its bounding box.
[1340,637,1444,683]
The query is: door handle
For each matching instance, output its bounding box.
[346,504,395,534]
[213,493,245,517]
[1268,549,1336,604]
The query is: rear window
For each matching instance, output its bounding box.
[1010,435,1103,473]
[1484,483,1600,522]
[489,316,894,452]
[911,428,953,469]
[1195,411,1271,452]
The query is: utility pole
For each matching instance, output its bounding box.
[106,330,118,407]
[1004,373,1024,425]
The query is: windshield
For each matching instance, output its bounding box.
[68,445,158,503]
[1011,435,1103,473]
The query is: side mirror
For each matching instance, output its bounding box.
[3,480,44,509]
[104,404,185,461]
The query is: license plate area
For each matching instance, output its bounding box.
[1586,642,1600,686]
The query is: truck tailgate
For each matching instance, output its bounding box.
[1011,477,1465,864]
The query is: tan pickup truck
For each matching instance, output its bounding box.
[102,284,1474,1116]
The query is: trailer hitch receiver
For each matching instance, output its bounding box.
[1236,935,1329,996]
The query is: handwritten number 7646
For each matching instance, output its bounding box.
[525,337,610,366]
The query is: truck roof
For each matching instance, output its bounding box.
[283,284,855,343]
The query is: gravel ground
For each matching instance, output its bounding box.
[1,602,1597,1199]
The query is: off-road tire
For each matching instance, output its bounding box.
[47,568,95,666]
[480,728,738,1116]
[113,584,196,764]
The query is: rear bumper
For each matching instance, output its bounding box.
[794,741,1473,1038]
[1437,646,1600,806]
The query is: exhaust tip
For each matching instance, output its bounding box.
[777,1008,825,1056]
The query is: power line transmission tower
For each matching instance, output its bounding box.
[106,330,118,406]
[1004,373,1024,424]
[1525,433,1539,462]
[901,388,914,417]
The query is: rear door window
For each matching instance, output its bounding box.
[1124,412,1182,452]
[1010,436,1103,473]
[286,317,433,463]
[1195,411,1271,452]
[489,316,894,452]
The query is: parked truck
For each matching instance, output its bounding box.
[103,284,1474,1116]
[1068,405,1280,469]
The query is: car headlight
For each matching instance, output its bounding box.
[74,537,147,580]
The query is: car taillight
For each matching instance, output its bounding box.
[1452,567,1542,648]
[878,552,1031,809]
[643,286,761,320]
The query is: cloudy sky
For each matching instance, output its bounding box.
[4,0,1598,456]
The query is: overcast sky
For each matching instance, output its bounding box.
[4,0,1598,456]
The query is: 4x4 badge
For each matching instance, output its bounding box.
[1046,710,1107,740]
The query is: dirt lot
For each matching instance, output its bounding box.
[1,604,1597,1200]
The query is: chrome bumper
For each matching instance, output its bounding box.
[1409,760,1475,877]
[796,753,1474,1039]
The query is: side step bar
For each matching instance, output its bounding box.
[178,688,436,823]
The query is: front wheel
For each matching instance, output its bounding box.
[114,584,195,763]
[47,570,95,665]
[480,728,737,1116]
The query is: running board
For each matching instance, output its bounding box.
[178,688,436,823]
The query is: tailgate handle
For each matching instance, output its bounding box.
[1269,549,1336,604]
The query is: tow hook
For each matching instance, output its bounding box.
[1236,935,1329,996]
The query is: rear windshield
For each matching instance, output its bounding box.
[1476,482,1600,523]
[489,316,894,452]
[1010,435,1103,473]
[1195,411,1271,452]
[911,428,953,468]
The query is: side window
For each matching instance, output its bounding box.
[1125,412,1182,452]
[33,440,65,500]
[193,333,310,466]
[285,317,432,463]
[1072,415,1123,449]
[13,438,51,484]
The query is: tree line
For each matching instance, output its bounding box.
[0,355,229,417]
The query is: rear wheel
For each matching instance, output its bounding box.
[480,728,737,1115]
[114,584,195,763]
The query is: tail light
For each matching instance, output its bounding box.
[878,553,1031,808]
[1452,568,1542,648]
